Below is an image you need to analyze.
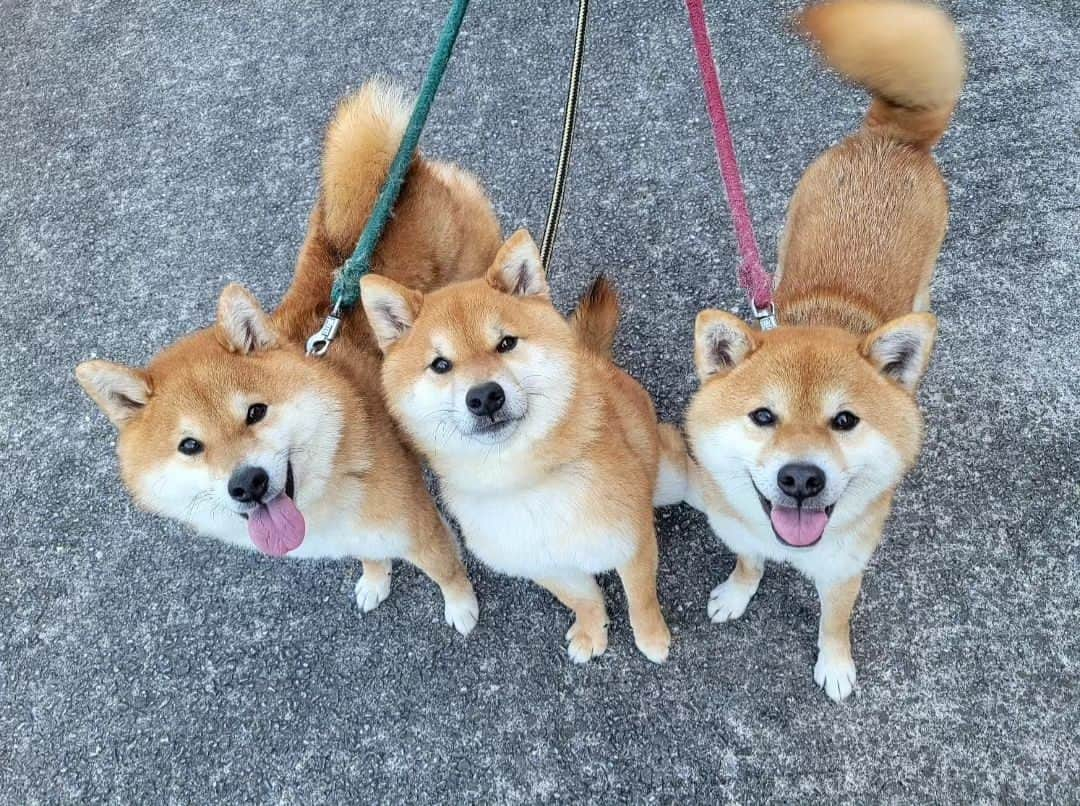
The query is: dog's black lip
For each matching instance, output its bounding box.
[750,478,833,548]
[470,415,522,435]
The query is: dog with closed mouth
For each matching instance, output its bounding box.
[76,80,503,633]
[361,230,689,663]
[685,0,965,699]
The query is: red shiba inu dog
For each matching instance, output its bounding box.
[686,0,965,699]
[76,80,502,633]
[360,231,689,663]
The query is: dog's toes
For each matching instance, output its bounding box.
[566,619,608,663]
[707,580,754,623]
[354,572,392,614]
[814,651,857,702]
[444,589,479,636]
[634,625,671,664]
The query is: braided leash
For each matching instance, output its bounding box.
[307,0,471,356]
[540,0,589,270]
[685,0,777,330]
[308,0,590,356]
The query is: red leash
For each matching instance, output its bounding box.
[685,0,776,329]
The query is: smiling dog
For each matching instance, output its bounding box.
[686,0,965,699]
[361,231,688,663]
[76,80,502,632]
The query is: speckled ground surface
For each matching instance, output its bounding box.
[2,0,1077,802]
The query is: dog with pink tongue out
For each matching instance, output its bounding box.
[75,81,503,632]
[685,0,965,700]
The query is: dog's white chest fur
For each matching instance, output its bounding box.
[704,505,873,587]
[445,475,636,579]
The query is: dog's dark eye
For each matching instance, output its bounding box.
[178,438,203,456]
[246,403,268,425]
[430,357,453,374]
[831,411,860,431]
[496,336,518,353]
[749,408,776,427]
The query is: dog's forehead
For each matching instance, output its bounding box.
[149,348,299,425]
[420,289,509,353]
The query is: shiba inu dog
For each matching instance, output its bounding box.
[360,230,689,663]
[685,0,965,699]
[76,80,503,633]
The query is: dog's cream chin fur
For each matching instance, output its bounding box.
[364,231,690,664]
[76,80,505,634]
[686,0,964,701]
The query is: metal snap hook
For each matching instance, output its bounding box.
[306,306,343,357]
[752,301,778,332]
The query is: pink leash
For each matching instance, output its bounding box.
[685,0,777,329]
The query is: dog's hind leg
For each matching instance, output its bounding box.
[654,423,691,507]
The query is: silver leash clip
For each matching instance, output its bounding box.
[306,305,343,357]
[751,301,778,332]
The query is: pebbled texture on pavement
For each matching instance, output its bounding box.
[1,0,1077,801]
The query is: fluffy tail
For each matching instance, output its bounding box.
[798,0,966,149]
[320,79,412,253]
[570,275,619,357]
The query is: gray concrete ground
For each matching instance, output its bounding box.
[2,0,1077,802]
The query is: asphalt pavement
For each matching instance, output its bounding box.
[1,0,1077,801]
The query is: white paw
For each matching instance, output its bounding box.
[634,627,671,664]
[565,620,608,664]
[707,580,755,623]
[814,650,857,702]
[444,589,479,636]
[354,572,391,614]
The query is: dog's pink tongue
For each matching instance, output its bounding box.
[770,506,828,547]
[247,494,306,557]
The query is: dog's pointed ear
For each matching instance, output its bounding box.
[861,313,937,392]
[694,310,756,381]
[216,283,278,353]
[76,360,152,427]
[486,229,548,298]
[360,275,422,351]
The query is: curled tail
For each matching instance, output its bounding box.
[320,79,412,253]
[570,275,619,357]
[798,0,966,149]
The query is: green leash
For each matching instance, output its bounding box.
[307,0,589,357]
[307,0,471,356]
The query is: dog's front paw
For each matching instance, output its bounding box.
[565,618,608,664]
[707,579,755,623]
[444,588,479,636]
[354,570,392,614]
[633,622,671,664]
[814,650,857,702]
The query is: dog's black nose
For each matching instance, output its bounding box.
[466,381,505,417]
[229,465,270,503]
[777,463,826,501]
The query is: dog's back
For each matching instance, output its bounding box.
[778,0,966,331]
